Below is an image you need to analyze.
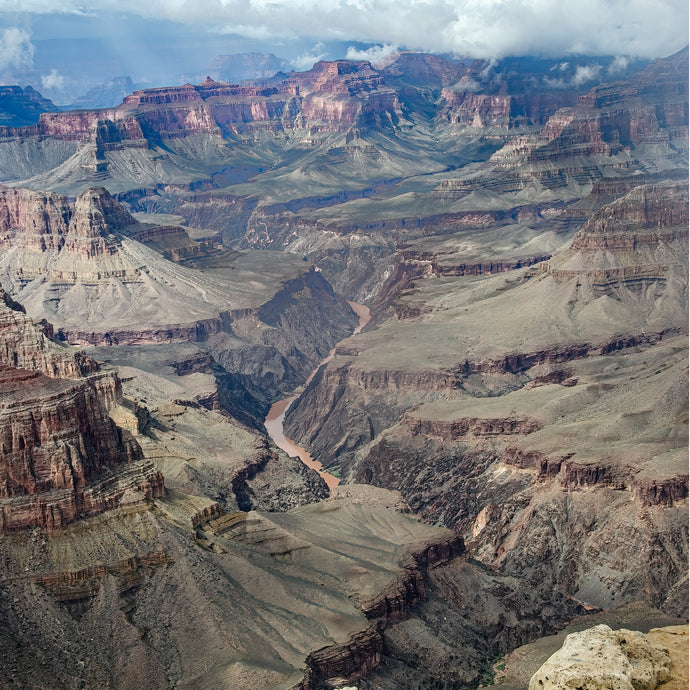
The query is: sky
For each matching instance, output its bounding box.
[0,0,687,103]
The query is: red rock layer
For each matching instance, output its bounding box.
[508,48,688,163]
[0,184,135,260]
[36,552,171,600]
[570,183,688,250]
[0,288,163,533]
[0,60,399,142]
[440,90,576,128]
[0,286,99,378]
[0,52,681,153]
[0,365,163,532]
[406,416,542,439]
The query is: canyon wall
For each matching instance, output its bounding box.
[0,287,163,533]
[284,180,689,617]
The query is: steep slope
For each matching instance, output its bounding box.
[283,181,688,618]
[0,182,361,516]
[0,184,358,414]
[0,471,467,689]
[0,240,586,690]
[0,51,681,316]
[0,52,654,203]
[116,49,686,302]
[0,271,478,690]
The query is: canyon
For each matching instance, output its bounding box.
[0,46,686,689]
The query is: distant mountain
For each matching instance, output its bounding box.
[62,76,143,110]
[205,52,293,83]
[0,85,58,127]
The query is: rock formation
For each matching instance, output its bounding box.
[283,178,688,617]
[0,85,58,127]
[528,624,681,690]
[0,51,654,198]
[0,184,359,417]
[0,285,163,532]
[0,481,479,689]
[0,181,361,519]
[0,45,685,690]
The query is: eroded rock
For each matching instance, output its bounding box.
[528,624,674,690]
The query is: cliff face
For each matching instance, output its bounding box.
[0,61,398,145]
[439,90,577,128]
[0,483,474,690]
[0,183,356,368]
[569,183,688,248]
[544,182,688,320]
[283,178,688,616]
[0,52,656,199]
[0,288,163,533]
[296,532,464,690]
[492,47,688,167]
[0,86,59,127]
[0,181,362,448]
[112,52,684,313]
[0,285,98,379]
[0,184,134,267]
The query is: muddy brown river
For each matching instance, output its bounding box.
[264,301,370,491]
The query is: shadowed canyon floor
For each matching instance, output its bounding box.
[0,47,687,688]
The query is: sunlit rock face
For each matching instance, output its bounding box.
[528,624,684,690]
[0,287,163,533]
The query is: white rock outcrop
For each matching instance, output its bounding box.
[528,624,672,690]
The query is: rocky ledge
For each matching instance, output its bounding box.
[529,624,686,690]
[288,498,465,690]
[0,287,163,533]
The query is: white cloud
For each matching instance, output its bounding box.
[544,76,567,89]
[41,68,64,89]
[608,55,631,74]
[545,62,608,89]
[345,44,399,69]
[572,64,602,85]
[2,0,688,59]
[0,28,34,72]
[480,57,498,78]
[292,43,328,71]
[448,76,482,92]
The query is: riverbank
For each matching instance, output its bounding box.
[264,301,371,491]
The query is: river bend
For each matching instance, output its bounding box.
[264,301,370,491]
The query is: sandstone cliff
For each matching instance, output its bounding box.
[0,184,358,415]
[0,287,163,533]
